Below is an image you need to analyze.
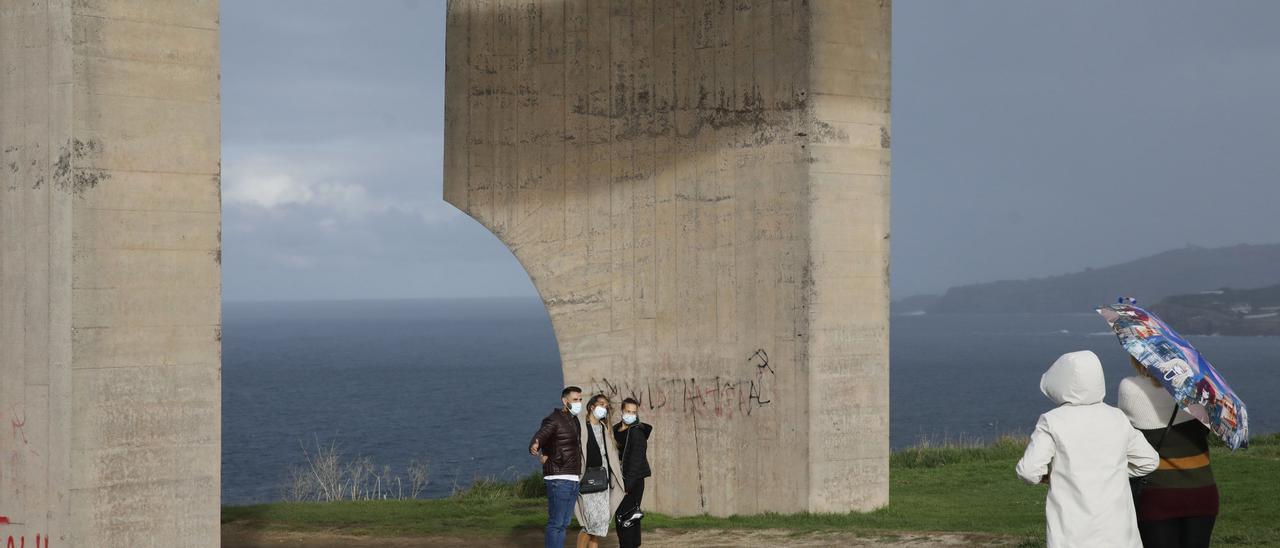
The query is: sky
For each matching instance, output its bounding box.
[220,1,1280,302]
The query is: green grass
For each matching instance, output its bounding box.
[223,433,1280,546]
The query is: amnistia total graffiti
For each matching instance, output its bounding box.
[586,349,778,419]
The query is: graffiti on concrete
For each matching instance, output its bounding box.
[1,514,49,548]
[3,533,50,548]
[9,407,26,446]
[586,349,777,419]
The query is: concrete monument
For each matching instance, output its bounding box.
[1,1,221,545]
[0,1,888,545]
[443,0,891,516]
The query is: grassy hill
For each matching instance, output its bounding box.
[223,434,1280,547]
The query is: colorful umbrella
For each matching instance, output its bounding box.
[1097,300,1249,450]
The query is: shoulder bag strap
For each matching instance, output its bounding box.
[1153,404,1180,452]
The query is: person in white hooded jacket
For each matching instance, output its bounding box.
[1016,351,1160,548]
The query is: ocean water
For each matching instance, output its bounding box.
[221,299,1279,505]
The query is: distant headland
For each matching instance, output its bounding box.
[894,243,1280,336]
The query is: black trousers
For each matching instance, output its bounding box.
[1137,516,1216,548]
[615,478,645,548]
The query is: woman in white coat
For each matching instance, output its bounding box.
[1016,350,1160,548]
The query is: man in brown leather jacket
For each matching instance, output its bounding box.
[529,386,584,548]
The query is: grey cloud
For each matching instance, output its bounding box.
[891,0,1280,297]
[221,0,1280,301]
[221,0,531,302]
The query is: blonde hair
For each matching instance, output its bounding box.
[1130,357,1162,388]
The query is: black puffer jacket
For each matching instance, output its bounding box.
[530,408,582,476]
[613,422,652,484]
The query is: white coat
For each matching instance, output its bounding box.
[1015,351,1160,548]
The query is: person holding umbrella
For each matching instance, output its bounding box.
[1097,299,1251,548]
[1118,357,1219,548]
[1097,300,1249,451]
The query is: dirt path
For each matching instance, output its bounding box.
[222,523,1025,547]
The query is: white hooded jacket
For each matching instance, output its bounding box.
[1015,351,1160,548]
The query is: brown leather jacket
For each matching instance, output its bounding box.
[530,408,582,477]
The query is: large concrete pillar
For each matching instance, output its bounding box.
[1,1,221,545]
[444,0,890,515]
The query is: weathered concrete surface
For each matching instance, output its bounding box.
[1,1,221,546]
[444,0,890,515]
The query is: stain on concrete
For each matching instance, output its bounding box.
[1,149,49,190]
[53,146,72,188]
[811,120,850,144]
[72,138,102,159]
[544,292,604,307]
[604,99,843,151]
[210,248,222,265]
[675,192,731,203]
[50,139,110,195]
[1,144,16,188]
[72,169,111,195]
[880,126,891,148]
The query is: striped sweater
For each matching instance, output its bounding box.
[1117,376,1219,520]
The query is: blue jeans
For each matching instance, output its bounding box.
[545,479,579,548]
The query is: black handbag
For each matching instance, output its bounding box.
[1130,405,1179,502]
[579,466,609,494]
[579,426,611,494]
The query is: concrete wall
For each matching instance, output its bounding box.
[1,0,885,541]
[444,0,889,515]
[1,1,221,545]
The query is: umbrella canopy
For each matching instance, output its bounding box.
[1097,302,1249,450]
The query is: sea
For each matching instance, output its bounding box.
[221,298,1279,505]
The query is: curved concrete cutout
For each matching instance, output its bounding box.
[443,0,890,516]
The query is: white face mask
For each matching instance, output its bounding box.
[592,406,609,420]
[622,414,637,425]
[568,402,583,416]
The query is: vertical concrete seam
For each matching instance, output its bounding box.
[561,0,568,245]
[607,0,615,333]
[45,0,54,536]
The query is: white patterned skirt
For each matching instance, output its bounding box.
[578,488,611,536]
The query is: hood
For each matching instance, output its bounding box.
[1040,350,1106,405]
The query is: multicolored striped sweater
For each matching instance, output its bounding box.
[1135,419,1219,520]
[1118,376,1219,521]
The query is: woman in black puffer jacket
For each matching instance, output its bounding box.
[612,397,652,548]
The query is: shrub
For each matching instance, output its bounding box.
[282,437,429,502]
